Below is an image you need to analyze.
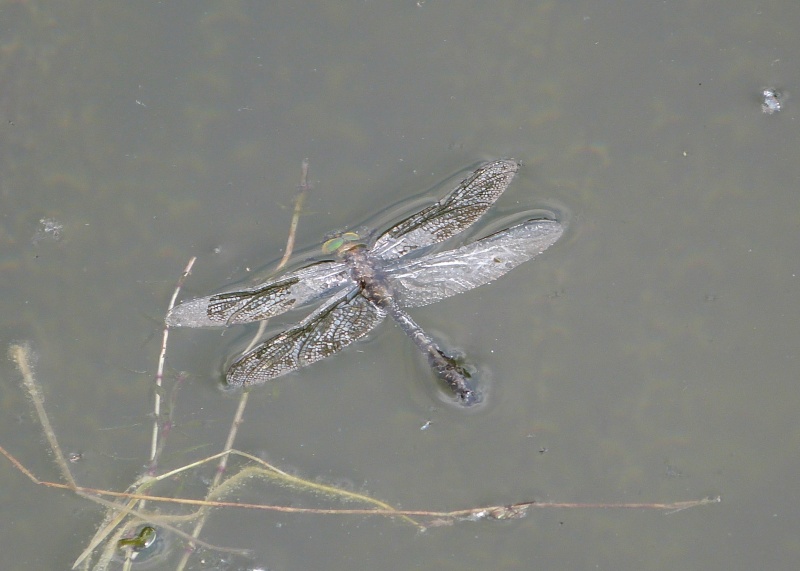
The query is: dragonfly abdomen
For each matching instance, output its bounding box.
[386,302,479,405]
[342,245,478,404]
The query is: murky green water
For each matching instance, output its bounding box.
[1,1,799,569]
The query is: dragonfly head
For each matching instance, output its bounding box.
[322,231,364,255]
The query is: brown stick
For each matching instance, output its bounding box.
[0,443,720,520]
[278,157,311,269]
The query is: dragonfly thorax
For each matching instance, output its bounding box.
[341,245,395,308]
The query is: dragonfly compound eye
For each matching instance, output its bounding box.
[322,232,362,254]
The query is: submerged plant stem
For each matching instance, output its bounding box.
[8,343,77,490]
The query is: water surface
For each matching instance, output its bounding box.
[1,1,798,569]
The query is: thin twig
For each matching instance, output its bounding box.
[0,443,721,521]
[278,157,311,269]
[151,256,196,469]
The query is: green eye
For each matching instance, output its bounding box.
[322,232,361,253]
[322,237,344,253]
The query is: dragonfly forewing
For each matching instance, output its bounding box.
[166,261,351,327]
[226,289,387,387]
[385,219,563,308]
[372,159,520,260]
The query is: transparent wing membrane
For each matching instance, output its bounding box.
[226,290,386,387]
[372,159,519,259]
[166,261,350,327]
[386,219,563,308]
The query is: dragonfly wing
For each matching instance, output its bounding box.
[226,288,387,387]
[166,261,351,327]
[372,159,520,260]
[386,219,563,308]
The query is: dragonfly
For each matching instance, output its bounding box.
[166,159,563,405]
